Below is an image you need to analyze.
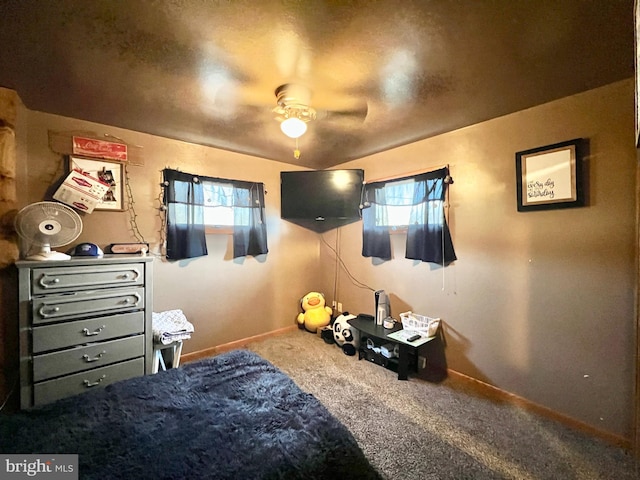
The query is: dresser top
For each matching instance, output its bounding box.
[15,255,154,268]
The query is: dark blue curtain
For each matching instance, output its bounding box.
[163,169,208,260]
[361,167,456,265]
[361,183,392,260]
[405,169,457,264]
[231,180,269,258]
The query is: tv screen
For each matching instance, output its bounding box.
[280,169,364,232]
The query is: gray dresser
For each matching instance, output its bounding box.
[16,255,154,409]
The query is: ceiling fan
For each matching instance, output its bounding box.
[273,83,316,140]
[271,83,368,159]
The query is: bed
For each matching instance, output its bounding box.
[0,350,381,479]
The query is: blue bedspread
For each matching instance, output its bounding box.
[0,350,381,480]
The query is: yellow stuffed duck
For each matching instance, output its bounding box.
[297,292,332,333]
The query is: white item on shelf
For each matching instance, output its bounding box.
[399,311,440,337]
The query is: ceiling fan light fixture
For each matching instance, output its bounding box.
[280,117,308,138]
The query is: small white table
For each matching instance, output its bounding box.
[152,340,184,374]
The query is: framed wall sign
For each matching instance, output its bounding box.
[68,155,124,211]
[515,138,585,212]
[72,136,128,161]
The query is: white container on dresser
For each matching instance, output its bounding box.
[16,255,154,409]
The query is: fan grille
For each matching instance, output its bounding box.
[15,201,83,247]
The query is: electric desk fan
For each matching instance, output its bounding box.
[14,201,83,260]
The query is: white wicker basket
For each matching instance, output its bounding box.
[399,312,440,337]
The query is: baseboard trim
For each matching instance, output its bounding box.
[446,368,631,451]
[180,325,298,364]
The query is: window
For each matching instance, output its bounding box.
[361,167,456,264]
[203,181,237,229]
[377,179,414,229]
[202,180,263,232]
[162,169,268,260]
[372,179,444,230]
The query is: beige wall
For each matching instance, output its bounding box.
[331,79,636,440]
[1,78,636,441]
[9,107,322,355]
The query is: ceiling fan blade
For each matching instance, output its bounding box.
[315,101,369,124]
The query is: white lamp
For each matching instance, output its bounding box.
[280,117,308,138]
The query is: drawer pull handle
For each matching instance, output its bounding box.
[83,375,107,388]
[38,277,61,288]
[82,325,106,336]
[82,351,106,363]
[121,273,130,279]
[39,306,60,317]
[121,293,141,305]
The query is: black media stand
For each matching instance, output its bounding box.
[348,315,435,380]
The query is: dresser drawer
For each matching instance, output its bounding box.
[32,287,145,324]
[32,311,145,353]
[32,264,144,294]
[33,358,145,407]
[33,335,145,382]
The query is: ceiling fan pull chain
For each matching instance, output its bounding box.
[294,137,301,160]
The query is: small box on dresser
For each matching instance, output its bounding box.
[16,255,153,409]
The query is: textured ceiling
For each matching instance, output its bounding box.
[0,0,634,169]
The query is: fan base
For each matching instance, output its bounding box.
[27,251,71,261]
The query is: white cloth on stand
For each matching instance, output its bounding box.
[152,309,194,345]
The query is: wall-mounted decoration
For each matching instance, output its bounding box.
[53,168,109,213]
[49,131,145,166]
[68,156,124,211]
[72,136,128,162]
[515,138,585,212]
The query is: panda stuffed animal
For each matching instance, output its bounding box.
[332,313,360,356]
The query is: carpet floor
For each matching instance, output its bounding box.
[245,329,639,480]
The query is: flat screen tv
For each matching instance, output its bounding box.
[280,169,364,233]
